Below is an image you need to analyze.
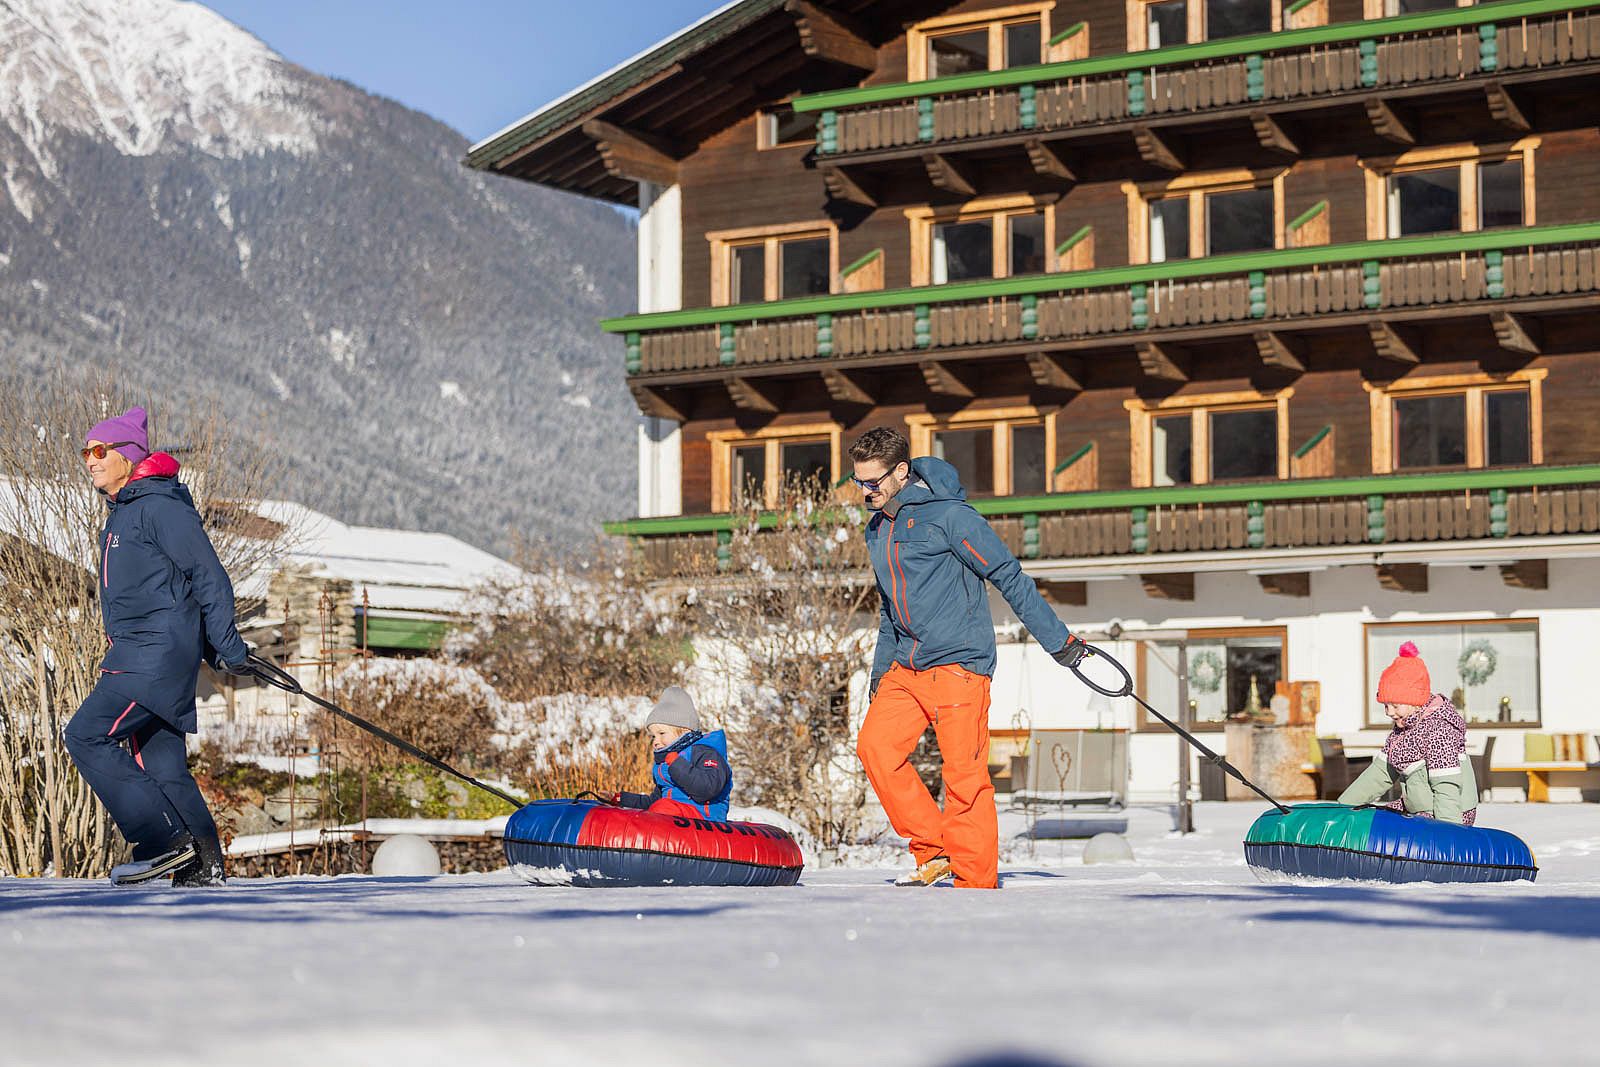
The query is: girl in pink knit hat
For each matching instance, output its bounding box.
[1338,641,1479,825]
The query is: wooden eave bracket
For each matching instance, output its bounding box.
[1375,563,1428,593]
[919,360,975,397]
[1368,321,1421,365]
[582,119,680,185]
[726,375,782,413]
[1141,572,1195,601]
[821,164,877,207]
[1024,138,1077,182]
[1038,580,1088,606]
[1249,111,1299,156]
[1257,571,1311,597]
[922,151,978,196]
[820,366,875,405]
[785,1,877,73]
[1254,330,1306,373]
[1490,310,1541,356]
[1132,125,1184,172]
[1363,98,1415,146]
[1499,558,1547,590]
[1135,340,1190,382]
[629,383,688,422]
[1026,351,1084,391]
[1484,81,1531,133]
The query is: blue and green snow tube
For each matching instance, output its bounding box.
[1245,803,1537,883]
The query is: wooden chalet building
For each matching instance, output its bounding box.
[469,0,1600,801]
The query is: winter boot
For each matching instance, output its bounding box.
[894,855,953,887]
[110,836,197,886]
[172,833,227,887]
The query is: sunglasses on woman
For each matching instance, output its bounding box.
[80,442,135,461]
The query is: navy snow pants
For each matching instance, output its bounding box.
[64,683,219,862]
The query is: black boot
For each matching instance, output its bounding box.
[110,835,197,886]
[172,833,227,887]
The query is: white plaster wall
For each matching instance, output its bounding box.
[635,179,685,518]
[982,558,1600,803]
[637,417,682,518]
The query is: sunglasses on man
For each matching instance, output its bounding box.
[850,464,906,492]
[80,442,135,461]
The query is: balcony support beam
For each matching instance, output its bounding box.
[1132,125,1185,171]
[785,1,877,74]
[1490,310,1542,356]
[1363,98,1415,145]
[920,360,975,397]
[922,151,978,196]
[1375,563,1428,594]
[1484,81,1531,133]
[629,383,689,422]
[1368,321,1421,364]
[820,366,876,405]
[726,375,782,413]
[1038,580,1088,607]
[1141,572,1195,601]
[1026,351,1085,392]
[1254,330,1306,373]
[1136,340,1190,382]
[581,120,681,186]
[1500,558,1548,590]
[820,164,877,207]
[1249,111,1300,156]
[1024,138,1077,182]
[1257,571,1311,598]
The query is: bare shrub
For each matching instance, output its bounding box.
[0,372,280,876]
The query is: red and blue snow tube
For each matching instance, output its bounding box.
[1245,803,1537,883]
[502,799,805,888]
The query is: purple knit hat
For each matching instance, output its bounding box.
[85,406,150,465]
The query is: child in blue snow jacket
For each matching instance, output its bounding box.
[614,687,733,820]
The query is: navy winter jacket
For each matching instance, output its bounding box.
[619,729,733,820]
[867,456,1072,687]
[97,453,249,732]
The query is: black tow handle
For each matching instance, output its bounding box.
[1067,643,1291,815]
[243,654,525,811]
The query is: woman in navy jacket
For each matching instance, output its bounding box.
[64,407,250,886]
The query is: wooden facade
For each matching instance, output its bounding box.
[469,0,1600,576]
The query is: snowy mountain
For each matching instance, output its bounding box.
[0,0,637,553]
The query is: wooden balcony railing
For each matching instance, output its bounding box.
[608,466,1600,573]
[792,0,1600,159]
[607,222,1600,378]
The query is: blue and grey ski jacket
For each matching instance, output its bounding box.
[866,456,1072,687]
[97,453,249,732]
[620,729,733,820]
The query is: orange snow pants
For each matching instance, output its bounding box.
[857,663,997,889]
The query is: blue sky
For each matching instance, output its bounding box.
[204,1,722,142]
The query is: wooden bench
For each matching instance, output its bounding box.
[1490,762,1590,803]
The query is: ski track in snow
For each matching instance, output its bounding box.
[3,803,1598,1067]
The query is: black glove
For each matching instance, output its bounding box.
[1051,634,1090,670]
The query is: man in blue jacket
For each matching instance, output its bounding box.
[850,427,1087,889]
[64,407,251,886]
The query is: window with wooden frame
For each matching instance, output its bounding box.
[709,424,842,511]
[1361,140,1537,240]
[708,222,838,307]
[908,3,1055,81]
[1364,619,1540,728]
[1126,170,1287,264]
[1137,627,1289,731]
[757,105,819,150]
[1364,370,1545,475]
[907,195,1058,287]
[907,408,1057,498]
[1127,0,1321,51]
[1126,389,1294,487]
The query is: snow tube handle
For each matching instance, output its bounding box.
[1069,643,1133,698]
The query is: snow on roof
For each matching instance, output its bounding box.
[238,500,521,616]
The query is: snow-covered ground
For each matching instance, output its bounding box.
[4,802,1598,1067]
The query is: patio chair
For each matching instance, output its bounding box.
[1469,735,1496,801]
[1316,738,1373,800]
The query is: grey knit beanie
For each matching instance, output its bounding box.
[644,686,701,732]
